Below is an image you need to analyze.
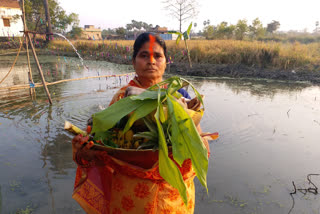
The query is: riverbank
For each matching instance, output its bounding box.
[2,39,320,84]
[38,49,320,84]
[3,49,319,84]
[47,39,320,84]
[168,63,320,84]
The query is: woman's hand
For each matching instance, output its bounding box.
[72,134,95,162]
[124,86,145,97]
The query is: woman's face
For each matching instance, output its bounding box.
[133,41,166,81]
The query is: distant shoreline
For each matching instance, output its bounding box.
[2,42,320,84]
[73,52,320,84]
[167,63,320,84]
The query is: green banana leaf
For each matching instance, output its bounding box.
[166,93,208,191]
[123,99,158,133]
[134,132,157,140]
[92,96,144,134]
[91,76,209,205]
[93,130,118,148]
[142,117,158,134]
[186,22,193,37]
[154,88,188,205]
[176,34,182,45]
[130,89,166,100]
[183,32,189,40]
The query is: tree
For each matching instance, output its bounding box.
[24,0,79,34]
[131,20,142,30]
[102,28,116,39]
[115,27,127,38]
[314,21,320,33]
[126,23,133,31]
[202,25,214,39]
[235,19,248,40]
[126,20,153,32]
[203,19,210,27]
[68,26,82,39]
[215,22,235,39]
[43,0,52,42]
[249,18,265,39]
[266,20,280,34]
[163,0,198,32]
[203,20,207,27]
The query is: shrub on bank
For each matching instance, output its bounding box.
[47,39,320,71]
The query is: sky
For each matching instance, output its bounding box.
[59,0,320,33]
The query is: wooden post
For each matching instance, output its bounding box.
[21,0,35,98]
[21,0,51,104]
[43,0,53,42]
[27,33,53,104]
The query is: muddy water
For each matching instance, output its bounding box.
[0,55,320,214]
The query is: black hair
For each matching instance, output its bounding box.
[132,32,168,62]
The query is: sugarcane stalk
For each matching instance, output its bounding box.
[64,121,87,136]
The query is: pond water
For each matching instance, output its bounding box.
[0,55,320,214]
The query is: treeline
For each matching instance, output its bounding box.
[200,18,320,44]
[101,20,161,40]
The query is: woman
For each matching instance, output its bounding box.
[72,33,208,214]
[109,32,191,106]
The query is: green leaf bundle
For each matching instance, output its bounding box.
[91,76,208,205]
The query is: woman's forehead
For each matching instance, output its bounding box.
[139,42,164,53]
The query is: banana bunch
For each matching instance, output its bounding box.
[110,129,147,149]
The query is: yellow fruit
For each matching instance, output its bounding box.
[125,130,134,142]
[118,130,124,141]
[127,140,132,149]
[117,130,125,147]
[119,138,124,148]
[134,141,140,149]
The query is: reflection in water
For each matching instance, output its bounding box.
[1,56,320,213]
[188,76,310,99]
[0,185,2,214]
[0,65,29,88]
[0,56,132,213]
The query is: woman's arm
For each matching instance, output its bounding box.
[124,86,145,97]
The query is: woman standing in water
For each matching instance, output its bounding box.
[72,32,209,214]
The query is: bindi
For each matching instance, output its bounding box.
[149,34,156,62]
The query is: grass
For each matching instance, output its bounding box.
[47,39,320,71]
[166,40,320,70]
[2,38,320,71]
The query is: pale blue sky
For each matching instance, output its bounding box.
[59,0,320,32]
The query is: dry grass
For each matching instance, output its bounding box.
[48,39,320,70]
